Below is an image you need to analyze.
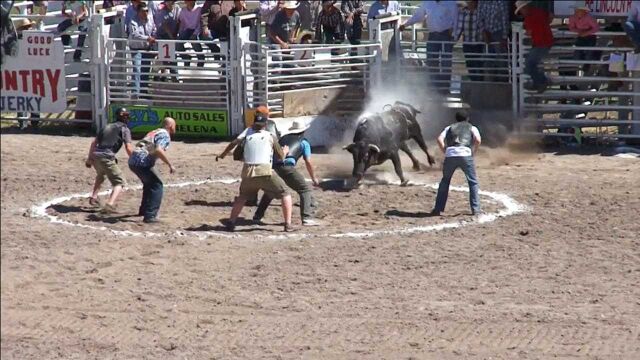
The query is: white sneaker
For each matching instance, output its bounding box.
[302,219,324,226]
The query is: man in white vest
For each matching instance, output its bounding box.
[221,113,294,232]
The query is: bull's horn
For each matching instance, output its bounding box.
[343,143,355,151]
[368,144,381,153]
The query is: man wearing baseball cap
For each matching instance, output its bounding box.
[221,112,294,232]
[85,107,134,214]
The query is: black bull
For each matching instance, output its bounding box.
[344,101,435,186]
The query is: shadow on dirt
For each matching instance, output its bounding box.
[184,200,234,207]
[49,204,97,214]
[86,213,139,224]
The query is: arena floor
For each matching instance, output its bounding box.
[1,134,639,359]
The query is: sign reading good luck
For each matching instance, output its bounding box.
[0,31,66,113]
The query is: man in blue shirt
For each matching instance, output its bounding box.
[253,120,322,226]
[367,0,400,20]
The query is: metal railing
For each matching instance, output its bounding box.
[513,23,640,142]
[243,41,381,119]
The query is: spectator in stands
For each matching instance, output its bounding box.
[176,0,205,67]
[516,0,553,93]
[623,0,640,53]
[155,0,180,79]
[56,0,88,62]
[129,2,157,95]
[125,0,141,35]
[12,18,40,129]
[128,117,177,224]
[85,107,134,214]
[229,0,250,27]
[568,4,599,73]
[342,0,364,46]
[201,1,229,61]
[454,1,483,82]
[29,1,47,31]
[260,0,282,27]
[103,0,126,9]
[400,1,458,94]
[314,1,344,44]
[269,1,301,49]
[297,0,315,31]
[477,0,509,82]
[219,113,294,233]
[367,0,400,20]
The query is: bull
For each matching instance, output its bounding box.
[344,101,435,186]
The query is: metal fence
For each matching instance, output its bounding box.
[512,23,640,142]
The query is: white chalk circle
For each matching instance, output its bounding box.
[30,178,528,240]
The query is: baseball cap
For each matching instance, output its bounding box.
[254,113,268,124]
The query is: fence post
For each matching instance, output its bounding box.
[229,16,241,136]
[90,14,108,131]
[511,22,520,123]
[633,71,640,138]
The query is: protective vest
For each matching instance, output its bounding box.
[279,133,305,163]
[243,130,274,165]
[445,121,473,148]
[96,121,128,154]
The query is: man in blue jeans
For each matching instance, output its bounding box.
[129,117,177,223]
[623,1,640,53]
[431,110,482,216]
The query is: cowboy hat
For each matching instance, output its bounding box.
[282,0,299,9]
[12,18,33,30]
[288,120,310,134]
[456,1,468,7]
[514,0,532,15]
[296,30,315,44]
[571,1,591,11]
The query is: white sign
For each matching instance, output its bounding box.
[157,40,176,61]
[554,0,635,17]
[1,31,66,113]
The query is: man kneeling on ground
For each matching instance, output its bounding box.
[220,113,295,232]
[86,107,134,214]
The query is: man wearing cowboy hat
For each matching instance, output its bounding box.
[516,0,553,93]
[11,17,41,129]
[269,0,301,50]
[253,120,323,227]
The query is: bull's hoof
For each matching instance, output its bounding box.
[412,164,421,171]
[428,159,436,166]
[400,180,410,187]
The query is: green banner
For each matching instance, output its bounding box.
[109,105,228,137]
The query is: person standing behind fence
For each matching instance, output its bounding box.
[220,113,294,232]
[269,1,301,49]
[367,0,400,20]
[29,1,47,31]
[568,4,599,74]
[400,1,458,94]
[56,0,88,62]
[85,107,134,215]
[129,2,156,95]
[431,110,482,217]
[623,0,640,53]
[342,0,364,46]
[128,117,177,224]
[201,1,230,60]
[314,1,344,44]
[477,0,509,82]
[176,0,204,67]
[12,18,41,130]
[454,1,483,82]
[155,1,180,80]
[516,0,553,93]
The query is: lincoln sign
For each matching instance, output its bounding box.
[554,0,634,17]
[0,31,66,113]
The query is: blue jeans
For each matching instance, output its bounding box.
[129,165,164,221]
[623,20,640,47]
[426,31,453,91]
[57,19,87,61]
[132,51,155,94]
[525,46,550,87]
[434,156,480,213]
[486,30,508,81]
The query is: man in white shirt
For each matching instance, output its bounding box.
[431,110,482,216]
[399,0,458,94]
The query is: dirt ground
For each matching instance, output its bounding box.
[1,134,639,359]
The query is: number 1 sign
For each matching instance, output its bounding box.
[157,41,176,61]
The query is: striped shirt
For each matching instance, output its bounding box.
[477,0,509,38]
[454,8,481,43]
[314,8,344,42]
